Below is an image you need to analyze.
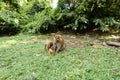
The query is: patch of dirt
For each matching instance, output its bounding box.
[46,31,120,49]
[64,35,88,48]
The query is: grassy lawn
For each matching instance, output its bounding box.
[0,33,120,80]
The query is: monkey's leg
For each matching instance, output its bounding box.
[56,46,61,52]
[59,44,66,51]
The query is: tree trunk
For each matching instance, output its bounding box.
[106,41,120,47]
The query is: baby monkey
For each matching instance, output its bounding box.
[44,34,66,55]
[44,40,56,55]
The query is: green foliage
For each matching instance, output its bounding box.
[0,11,21,34]
[23,8,56,34]
[26,1,45,15]
[56,0,120,32]
[0,0,120,34]
[93,17,120,32]
[64,16,88,30]
[0,1,26,34]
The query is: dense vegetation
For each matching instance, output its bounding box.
[0,0,120,34]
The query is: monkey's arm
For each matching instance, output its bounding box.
[56,44,62,52]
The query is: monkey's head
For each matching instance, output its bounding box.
[54,34,62,42]
[49,42,53,48]
[45,40,54,49]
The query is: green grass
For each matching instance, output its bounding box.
[0,34,120,80]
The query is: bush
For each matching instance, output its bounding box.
[0,11,21,34]
[0,1,25,34]
[93,17,120,32]
[23,7,56,34]
[0,0,120,34]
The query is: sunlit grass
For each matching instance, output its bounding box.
[0,34,120,80]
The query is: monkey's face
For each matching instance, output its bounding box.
[55,35,61,42]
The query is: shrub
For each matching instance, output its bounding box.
[0,0,120,34]
[93,17,120,32]
[0,11,21,34]
[23,8,56,33]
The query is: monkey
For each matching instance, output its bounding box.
[44,40,56,55]
[48,48,55,55]
[45,40,53,51]
[118,37,120,42]
[53,34,66,52]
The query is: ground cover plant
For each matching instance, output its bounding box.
[0,33,120,80]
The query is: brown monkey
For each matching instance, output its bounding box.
[48,48,55,55]
[45,40,53,51]
[44,40,56,55]
[53,34,66,52]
